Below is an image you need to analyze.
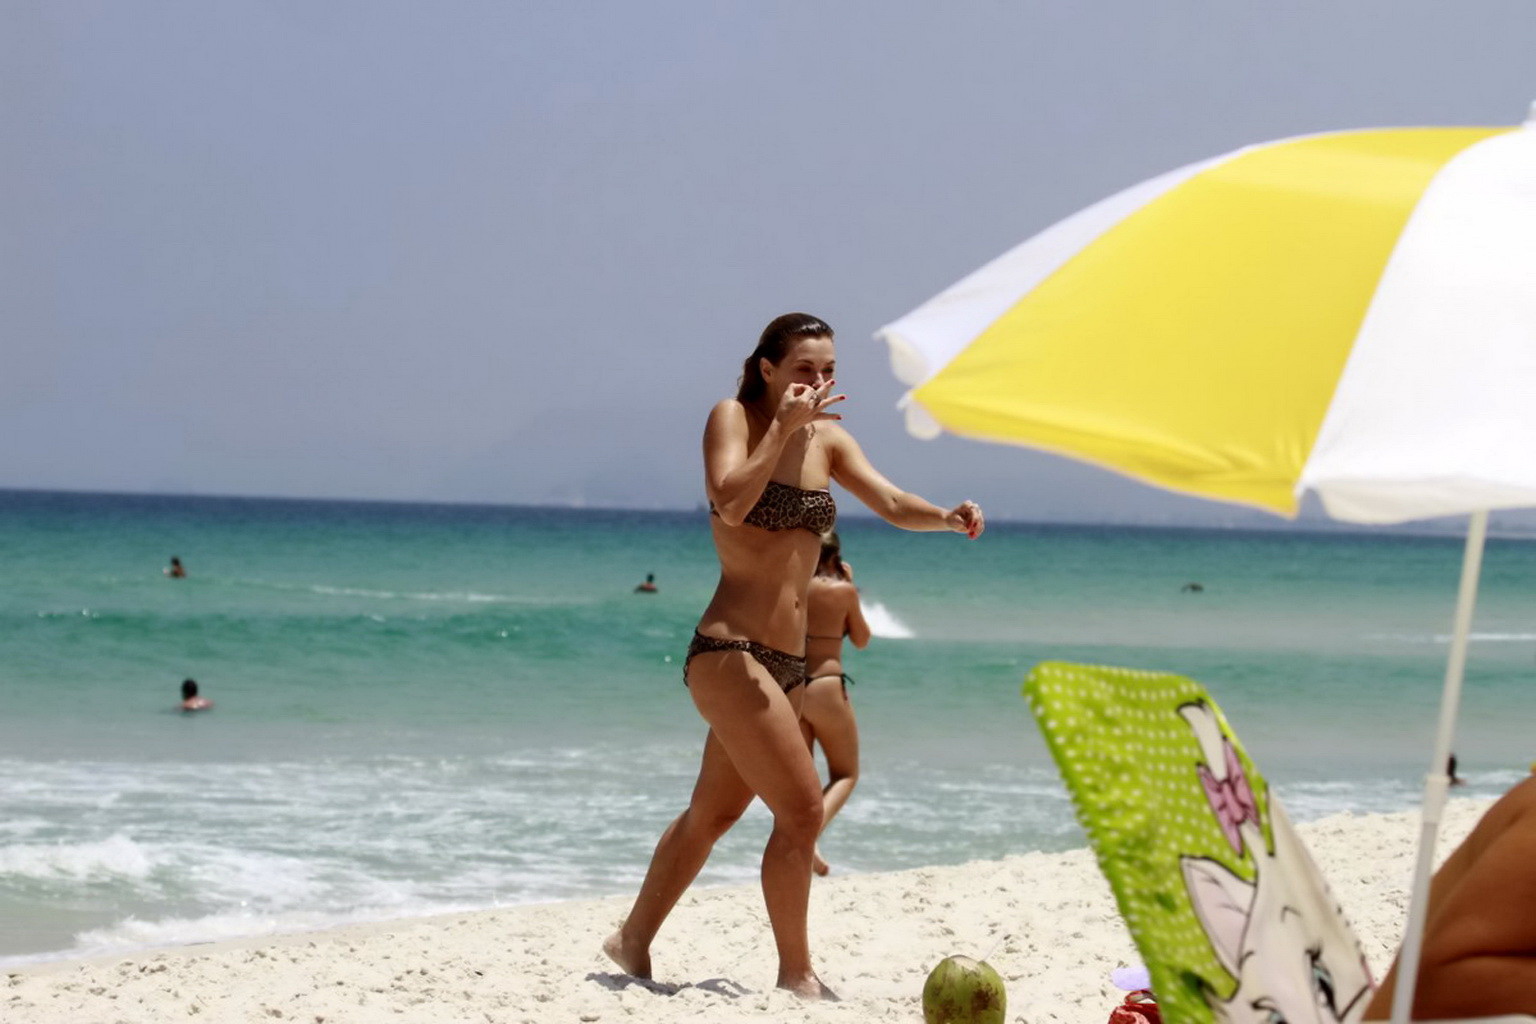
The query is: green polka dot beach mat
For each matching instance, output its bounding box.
[1023,662,1374,1024]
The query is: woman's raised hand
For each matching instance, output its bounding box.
[775,380,845,430]
[945,500,985,540]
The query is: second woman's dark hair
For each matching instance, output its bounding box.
[817,530,844,579]
[737,313,834,403]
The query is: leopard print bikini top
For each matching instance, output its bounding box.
[711,480,837,534]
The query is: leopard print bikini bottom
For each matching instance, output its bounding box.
[684,632,806,693]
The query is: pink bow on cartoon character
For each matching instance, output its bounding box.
[1199,739,1258,855]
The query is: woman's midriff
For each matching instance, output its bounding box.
[696,520,819,655]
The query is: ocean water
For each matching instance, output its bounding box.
[3,488,1535,965]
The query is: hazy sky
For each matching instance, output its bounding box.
[5,3,1535,525]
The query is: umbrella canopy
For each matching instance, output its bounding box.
[878,114,1536,524]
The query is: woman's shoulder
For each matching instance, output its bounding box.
[704,398,748,434]
[817,420,854,445]
[817,421,865,466]
[812,575,857,596]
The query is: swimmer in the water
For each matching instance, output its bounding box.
[179,678,212,712]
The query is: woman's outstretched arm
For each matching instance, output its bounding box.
[825,425,983,537]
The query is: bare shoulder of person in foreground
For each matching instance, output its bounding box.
[1366,775,1536,1019]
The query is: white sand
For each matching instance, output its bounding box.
[4,798,1494,1024]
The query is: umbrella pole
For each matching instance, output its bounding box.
[1388,508,1489,1024]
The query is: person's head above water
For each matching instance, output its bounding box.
[736,313,835,407]
[181,678,199,700]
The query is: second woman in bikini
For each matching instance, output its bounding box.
[604,312,984,999]
[802,531,869,877]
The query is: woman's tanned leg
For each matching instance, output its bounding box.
[800,678,860,875]
[604,728,753,979]
[689,650,832,997]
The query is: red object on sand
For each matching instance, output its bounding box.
[1107,990,1161,1024]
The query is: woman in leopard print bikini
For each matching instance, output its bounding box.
[605,313,984,999]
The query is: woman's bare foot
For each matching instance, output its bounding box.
[776,973,839,1000]
[602,929,652,979]
[812,847,830,876]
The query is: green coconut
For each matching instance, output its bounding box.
[922,955,1007,1024]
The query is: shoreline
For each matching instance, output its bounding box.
[4,797,1495,1024]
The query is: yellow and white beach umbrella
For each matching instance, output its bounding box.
[877,108,1536,1024]
[878,111,1536,526]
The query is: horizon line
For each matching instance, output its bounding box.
[3,484,1532,541]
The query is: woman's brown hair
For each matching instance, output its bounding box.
[736,313,834,403]
[816,530,845,579]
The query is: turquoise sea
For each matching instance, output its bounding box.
[3,488,1534,965]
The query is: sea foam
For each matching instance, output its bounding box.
[862,598,914,639]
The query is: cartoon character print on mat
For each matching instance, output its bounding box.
[1178,703,1373,1024]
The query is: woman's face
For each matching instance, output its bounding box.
[762,334,835,400]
